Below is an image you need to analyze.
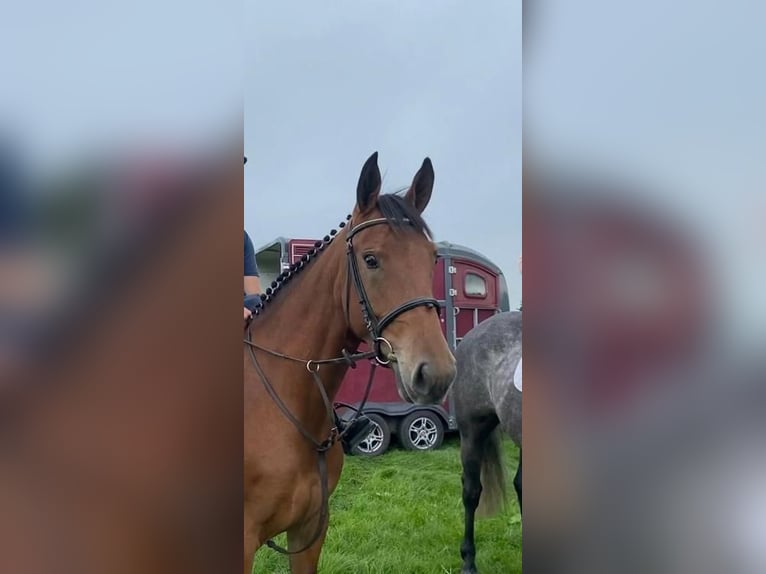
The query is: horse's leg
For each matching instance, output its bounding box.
[513,449,522,514]
[243,501,262,574]
[285,509,329,574]
[287,446,343,574]
[460,415,498,574]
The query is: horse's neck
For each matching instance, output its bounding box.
[253,240,359,393]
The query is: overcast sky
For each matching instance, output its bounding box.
[245,1,522,304]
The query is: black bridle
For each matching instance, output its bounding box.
[344,217,440,364]
[245,214,440,556]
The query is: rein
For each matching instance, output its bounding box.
[244,215,439,555]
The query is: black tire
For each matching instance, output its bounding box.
[351,413,391,457]
[399,410,445,451]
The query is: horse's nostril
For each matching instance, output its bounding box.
[410,361,455,402]
[412,362,429,392]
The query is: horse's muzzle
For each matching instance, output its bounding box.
[403,359,456,405]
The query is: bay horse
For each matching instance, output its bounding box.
[452,310,522,574]
[244,152,457,573]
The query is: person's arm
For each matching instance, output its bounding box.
[244,232,261,318]
[244,275,261,296]
[244,231,261,294]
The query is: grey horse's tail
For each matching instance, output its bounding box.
[477,427,507,517]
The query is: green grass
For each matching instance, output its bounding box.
[253,436,521,573]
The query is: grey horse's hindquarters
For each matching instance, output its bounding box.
[502,385,522,446]
[453,342,496,426]
[452,311,522,447]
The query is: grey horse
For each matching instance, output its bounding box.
[453,310,522,574]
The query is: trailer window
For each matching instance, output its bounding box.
[464,273,487,298]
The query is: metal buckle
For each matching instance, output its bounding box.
[374,336,394,365]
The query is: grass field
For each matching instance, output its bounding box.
[253,436,521,574]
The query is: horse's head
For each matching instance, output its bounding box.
[344,152,456,404]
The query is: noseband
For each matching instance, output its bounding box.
[345,217,440,364]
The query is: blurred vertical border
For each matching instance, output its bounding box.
[524,1,766,573]
[0,1,243,572]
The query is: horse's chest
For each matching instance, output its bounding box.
[248,444,343,533]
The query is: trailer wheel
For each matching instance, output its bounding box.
[400,411,444,451]
[351,414,390,457]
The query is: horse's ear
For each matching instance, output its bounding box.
[405,157,434,213]
[356,152,382,214]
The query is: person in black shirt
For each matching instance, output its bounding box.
[244,230,261,319]
[244,155,262,319]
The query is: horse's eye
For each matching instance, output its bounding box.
[364,254,379,269]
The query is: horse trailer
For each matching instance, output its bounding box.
[255,237,511,456]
